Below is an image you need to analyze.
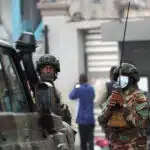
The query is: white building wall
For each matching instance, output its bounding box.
[42,14,116,119]
[0,0,12,37]
[42,15,109,98]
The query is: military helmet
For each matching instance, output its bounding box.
[36,54,60,73]
[113,63,140,82]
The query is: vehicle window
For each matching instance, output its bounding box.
[0,54,29,112]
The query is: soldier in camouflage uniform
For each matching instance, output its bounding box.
[36,54,72,124]
[99,63,148,150]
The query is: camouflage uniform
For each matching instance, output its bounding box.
[36,55,61,115]
[99,63,148,150]
[36,54,72,125]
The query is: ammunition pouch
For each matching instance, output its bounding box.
[59,104,72,125]
[107,110,127,128]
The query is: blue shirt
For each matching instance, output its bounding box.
[69,83,95,125]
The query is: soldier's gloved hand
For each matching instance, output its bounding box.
[109,91,124,106]
[107,100,117,109]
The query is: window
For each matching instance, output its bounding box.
[0,54,29,112]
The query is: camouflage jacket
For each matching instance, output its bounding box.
[99,88,148,144]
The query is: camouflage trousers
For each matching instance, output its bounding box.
[110,140,146,150]
[110,144,146,150]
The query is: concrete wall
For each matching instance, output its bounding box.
[0,0,12,41]
[101,18,150,41]
[0,0,12,33]
[69,0,118,19]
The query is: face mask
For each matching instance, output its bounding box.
[117,76,129,89]
[40,72,54,82]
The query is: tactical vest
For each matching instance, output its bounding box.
[46,82,61,115]
[35,82,59,112]
[36,81,72,125]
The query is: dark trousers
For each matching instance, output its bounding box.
[78,124,94,150]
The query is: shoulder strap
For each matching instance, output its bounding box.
[106,82,113,98]
[51,82,60,104]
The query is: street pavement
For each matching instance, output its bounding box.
[73,108,105,150]
[74,132,80,150]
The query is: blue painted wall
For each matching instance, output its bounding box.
[12,0,22,42]
[34,21,44,41]
[12,0,43,42]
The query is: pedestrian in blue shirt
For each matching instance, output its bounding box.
[69,74,95,150]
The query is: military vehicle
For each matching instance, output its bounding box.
[0,32,75,150]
